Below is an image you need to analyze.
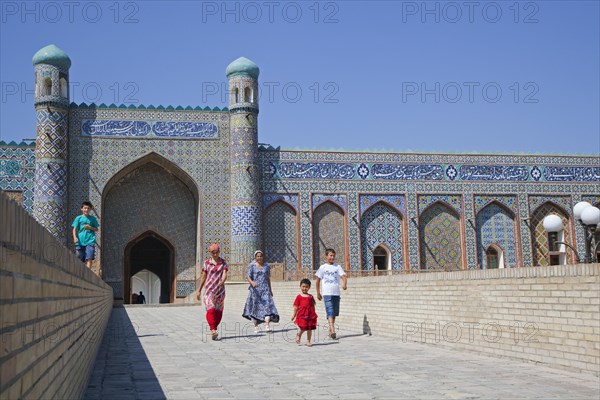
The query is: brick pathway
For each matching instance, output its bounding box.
[85,306,599,399]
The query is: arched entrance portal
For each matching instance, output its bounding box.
[373,246,388,271]
[124,232,175,304]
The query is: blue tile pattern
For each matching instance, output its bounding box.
[267,159,599,182]
[0,143,35,212]
[312,201,345,269]
[360,202,403,270]
[475,203,517,268]
[418,194,463,216]
[262,193,298,212]
[176,281,195,297]
[359,194,405,217]
[81,120,218,138]
[473,195,518,215]
[312,194,347,212]
[263,200,299,270]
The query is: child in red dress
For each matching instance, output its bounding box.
[291,278,318,347]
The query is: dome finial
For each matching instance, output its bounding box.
[226,57,259,79]
[32,44,71,69]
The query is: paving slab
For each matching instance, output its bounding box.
[84,306,600,399]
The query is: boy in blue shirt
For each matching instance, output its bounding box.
[71,201,100,272]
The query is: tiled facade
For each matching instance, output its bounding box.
[2,47,599,301]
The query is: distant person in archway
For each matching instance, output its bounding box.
[137,291,146,304]
[242,250,280,333]
[197,244,228,340]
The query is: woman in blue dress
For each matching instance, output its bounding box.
[242,250,280,333]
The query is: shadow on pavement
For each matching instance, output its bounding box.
[84,307,167,400]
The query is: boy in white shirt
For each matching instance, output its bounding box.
[315,248,348,339]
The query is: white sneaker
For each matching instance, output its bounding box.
[254,326,260,334]
[265,325,273,333]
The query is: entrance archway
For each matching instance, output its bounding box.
[124,231,175,304]
[373,246,389,271]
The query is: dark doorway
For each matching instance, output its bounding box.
[486,247,499,269]
[373,246,388,271]
[124,232,175,304]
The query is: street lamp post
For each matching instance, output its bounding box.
[542,202,600,265]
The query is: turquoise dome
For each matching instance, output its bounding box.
[32,44,71,69]
[226,57,259,79]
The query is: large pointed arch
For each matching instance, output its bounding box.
[419,201,463,270]
[360,201,404,270]
[531,202,574,266]
[124,230,175,304]
[312,200,346,269]
[263,199,299,271]
[101,152,200,300]
[475,201,517,269]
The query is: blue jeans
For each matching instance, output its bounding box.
[323,295,341,318]
[76,244,95,262]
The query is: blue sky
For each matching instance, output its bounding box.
[1,0,599,154]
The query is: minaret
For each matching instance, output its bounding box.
[32,44,71,244]
[226,57,262,263]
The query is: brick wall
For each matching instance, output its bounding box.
[226,264,600,375]
[0,192,113,399]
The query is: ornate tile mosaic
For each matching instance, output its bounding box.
[475,203,517,268]
[312,201,345,269]
[530,202,574,266]
[528,195,573,215]
[418,194,463,216]
[360,202,403,270]
[359,194,405,217]
[266,156,599,183]
[419,202,463,270]
[0,142,35,213]
[81,120,218,138]
[263,200,299,269]
[262,193,298,212]
[473,195,518,215]
[312,194,347,212]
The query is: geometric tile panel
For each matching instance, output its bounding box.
[529,195,572,216]
[475,202,517,268]
[312,201,345,269]
[0,142,35,213]
[231,206,261,236]
[262,193,298,212]
[360,202,403,270]
[530,202,573,266]
[34,162,67,199]
[473,194,518,215]
[312,193,347,212]
[36,110,67,159]
[581,195,600,207]
[67,107,231,275]
[418,194,462,216]
[102,162,197,283]
[359,194,405,217]
[263,200,299,270]
[176,281,196,297]
[419,202,462,270]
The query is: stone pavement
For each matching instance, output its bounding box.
[85,306,599,400]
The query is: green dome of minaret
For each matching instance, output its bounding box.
[226,57,259,79]
[32,44,71,69]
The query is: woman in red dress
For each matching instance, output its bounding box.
[197,243,228,340]
[291,278,318,347]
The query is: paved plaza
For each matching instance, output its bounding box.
[84,306,599,400]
